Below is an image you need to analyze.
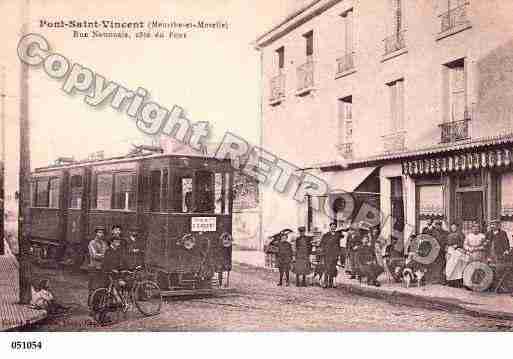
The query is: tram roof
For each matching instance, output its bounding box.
[33,151,231,173]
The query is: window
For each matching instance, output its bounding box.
[304,31,313,59]
[341,9,354,56]
[224,172,231,215]
[150,169,169,212]
[170,170,193,213]
[96,174,113,210]
[392,0,403,35]
[113,173,136,210]
[338,96,353,144]
[387,79,405,133]
[215,173,223,214]
[150,170,162,211]
[276,47,284,70]
[384,0,406,55]
[94,172,136,211]
[444,58,466,122]
[35,178,49,207]
[69,175,83,209]
[438,0,470,35]
[195,170,215,213]
[48,178,60,208]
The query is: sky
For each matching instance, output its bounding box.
[0,0,312,223]
[0,0,310,168]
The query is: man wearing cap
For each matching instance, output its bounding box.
[88,226,108,295]
[108,224,124,247]
[294,226,311,287]
[320,222,341,288]
[485,219,511,263]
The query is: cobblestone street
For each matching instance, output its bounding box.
[23,263,513,332]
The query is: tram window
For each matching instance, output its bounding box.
[113,173,136,211]
[182,178,193,212]
[48,178,60,208]
[214,173,223,214]
[35,178,49,207]
[224,172,231,214]
[69,175,83,209]
[162,169,169,211]
[96,174,113,210]
[195,170,215,213]
[150,170,162,212]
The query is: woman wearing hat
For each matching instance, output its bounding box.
[294,226,311,287]
[276,231,293,286]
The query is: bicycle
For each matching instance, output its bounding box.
[89,266,162,324]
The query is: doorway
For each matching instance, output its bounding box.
[456,191,484,234]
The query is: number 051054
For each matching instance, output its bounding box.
[11,341,42,350]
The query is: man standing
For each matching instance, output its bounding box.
[294,226,311,287]
[125,227,144,269]
[432,220,449,284]
[88,226,108,295]
[276,231,293,286]
[320,222,341,288]
[103,236,129,273]
[486,219,511,263]
[108,224,124,247]
[346,224,363,280]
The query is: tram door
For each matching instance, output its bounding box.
[456,191,484,234]
[65,169,88,264]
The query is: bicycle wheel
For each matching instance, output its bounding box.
[132,280,162,316]
[90,287,117,324]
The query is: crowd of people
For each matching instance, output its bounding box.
[87,225,145,300]
[271,218,513,292]
[272,221,385,288]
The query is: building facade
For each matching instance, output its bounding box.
[256,0,513,244]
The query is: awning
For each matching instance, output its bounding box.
[324,166,378,194]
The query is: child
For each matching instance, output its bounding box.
[30,279,68,314]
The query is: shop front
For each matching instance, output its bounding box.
[402,145,513,242]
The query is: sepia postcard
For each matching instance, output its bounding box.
[2,0,513,355]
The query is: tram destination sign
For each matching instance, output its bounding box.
[191,217,217,232]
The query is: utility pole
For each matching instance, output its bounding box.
[18,0,32,304]
[1,66,5,256]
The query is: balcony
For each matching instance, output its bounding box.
[337,142,353,159]
[383,30,406,57]
[439,3,470,34]
[439,118,471,143]
[269,74,285,105]
[296,61,315,96]
[382,131,406,154]
[336,52,355,77]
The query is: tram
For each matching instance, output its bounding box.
[27,151,234,295]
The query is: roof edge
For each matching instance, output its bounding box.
[254,0,342,48]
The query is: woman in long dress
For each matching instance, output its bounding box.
[445,223,468,285]
[463,222,488,262]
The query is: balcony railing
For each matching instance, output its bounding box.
[439,118,471,143]
[296,61,314,93]
[269,74,285,104]
[382,131,406,154]
[336,52,355,74]
[383,30,406,56]
[439,3,470,33]
[337,142,353,159]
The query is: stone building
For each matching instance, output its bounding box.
[255,0,513,244]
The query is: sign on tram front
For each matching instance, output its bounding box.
[191,217,217,232]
